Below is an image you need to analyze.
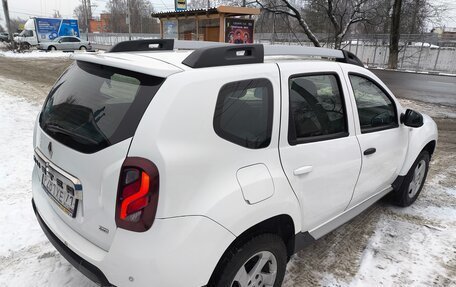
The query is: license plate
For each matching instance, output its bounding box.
[41,171,78,217]
[35,149,81,218]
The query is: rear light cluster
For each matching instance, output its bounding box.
[116,157,159,232]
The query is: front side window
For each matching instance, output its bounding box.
[288,74,347,144]
[214,79,273,149]
[349,74,397,133]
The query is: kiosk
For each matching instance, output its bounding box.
[152,6,260,43]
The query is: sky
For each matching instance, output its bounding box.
[1,0,456,29]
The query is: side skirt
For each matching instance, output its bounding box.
[293,186,392,253]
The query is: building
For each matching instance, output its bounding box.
[151,6,260,43]
[89,13,111,33]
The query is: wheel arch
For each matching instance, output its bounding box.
[398,114,438,176]
[207,214,296,286]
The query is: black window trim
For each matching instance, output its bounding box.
[348,72,399,134]
[213,78,274,149]
[287,72,350,146]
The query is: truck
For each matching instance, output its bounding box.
[14,17,80,49]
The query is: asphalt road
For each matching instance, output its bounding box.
[371,69,456,107]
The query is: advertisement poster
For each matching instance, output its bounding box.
[163,20,178,39]
[175,0,187,11]
[225,18,254,44]
[35,18,80,41]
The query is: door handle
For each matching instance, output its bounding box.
[363,148,376,156]
[293,166,313,176]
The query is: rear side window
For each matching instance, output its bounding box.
[288,74,348,144]
[40,61,164,153]
[213,79,273,149]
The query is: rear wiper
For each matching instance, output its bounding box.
[44,123,101,145]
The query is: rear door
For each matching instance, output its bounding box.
[278,62,362,235]
[341,65,408,208]
[34,60,165,250]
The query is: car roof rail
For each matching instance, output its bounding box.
[109,39,174,52]
[107,39,364,68]
[262,44,364,67]
[182,44,264,68]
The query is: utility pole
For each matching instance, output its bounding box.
[127,0,132,40]
[1,0,16,49]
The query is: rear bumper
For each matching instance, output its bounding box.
[32,189,236,286]
[32,199,114,287]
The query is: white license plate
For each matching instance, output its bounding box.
[41,171,78,217]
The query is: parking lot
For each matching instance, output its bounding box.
[0,53,455,286]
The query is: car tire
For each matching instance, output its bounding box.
[210,234,287,287]
[79,46,87,51]
[49,46,57,51]
[392,150,430,207]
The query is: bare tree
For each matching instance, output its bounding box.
[388,0,402,69]
[74,4,88,31]
[53,10,62,18]
[9,17,26,32]
[104,0,158,33]
[188,0,243,9]
[256,0,379,48]
[255,0,321,47]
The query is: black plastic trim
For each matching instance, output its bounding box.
[182,44,264,68]
[392,175,406,191]
[109,39,174,53]
[32,199,114,287]
[337,50,364,67]
[293,231,316,253]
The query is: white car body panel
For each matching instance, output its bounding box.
[127,63,303,237]
[399,114,438,175]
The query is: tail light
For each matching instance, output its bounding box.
[115,157,159,232]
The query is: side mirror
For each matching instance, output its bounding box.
[401,109,424,128]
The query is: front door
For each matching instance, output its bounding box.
[278,62,362,235]
[341,66,408,208]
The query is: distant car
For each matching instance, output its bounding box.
[412,42,439,49]
[0,32,9,42]
[37,36,92,51]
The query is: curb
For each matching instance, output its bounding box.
[368,67,456,77]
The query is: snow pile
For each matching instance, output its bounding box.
[0,50,72,59]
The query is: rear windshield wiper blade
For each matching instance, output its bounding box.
[44,123,105,145]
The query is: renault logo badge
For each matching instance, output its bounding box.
[48,142,53,158]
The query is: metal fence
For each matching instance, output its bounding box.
[87,33,160,46]
[256,33,456,74]
[87,32,456,74]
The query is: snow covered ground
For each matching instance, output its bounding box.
[0,65,454,286]
[0,50,73,59]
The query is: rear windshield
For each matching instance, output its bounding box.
[40,61,164,153]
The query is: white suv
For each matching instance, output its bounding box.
[32,40,438,287]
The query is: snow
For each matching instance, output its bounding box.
[0,50,72,59]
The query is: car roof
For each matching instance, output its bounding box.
[72,41,364,77]
[72,51,185,78]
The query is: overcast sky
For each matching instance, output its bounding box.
[1,0,456,29]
